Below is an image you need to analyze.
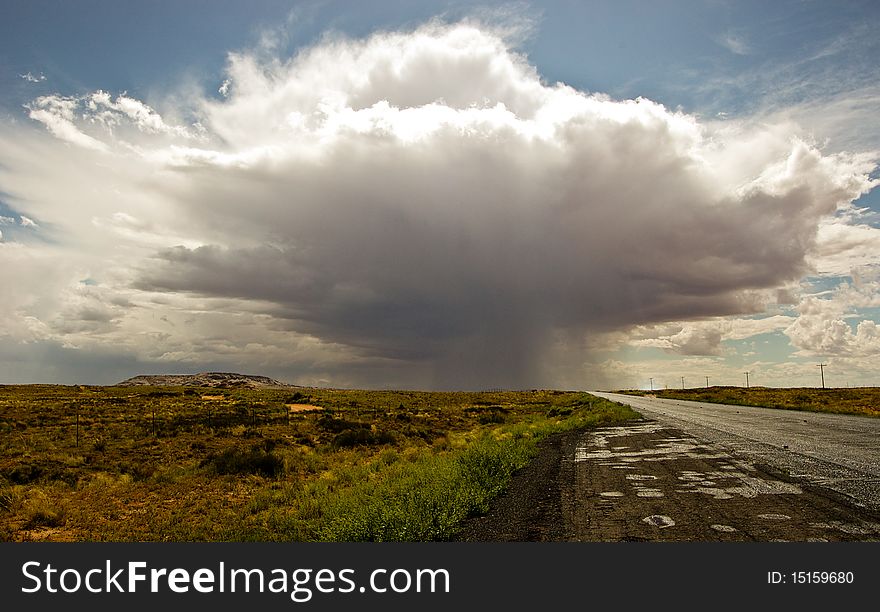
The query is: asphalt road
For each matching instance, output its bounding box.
[457,393,880,541]
[591,392,880,511]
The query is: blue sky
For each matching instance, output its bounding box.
[4,1,878,116]
[1,1,879,388]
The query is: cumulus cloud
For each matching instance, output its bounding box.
[20,72,46,83]
[630,315,796,356]
[1,21,877,387]
[83,90,195,137]
[809,218,880,275]
[26,90,198,152]
[785,267,880,359]
[635,325,726,356]
[26,95,109,151]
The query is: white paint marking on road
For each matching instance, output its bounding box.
[635,488,664,498]
[642,515,675,528]
[809,520,880,535]
[758,513,791,520]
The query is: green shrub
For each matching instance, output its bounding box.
[478,412,506,424]
[201,444,283,477]
[331,428,396,448]
[303,433,535,541]
[547,407,573,417]
[22,490,66,529]
[8,464,42,484]
[317,415,364,434]
[0,485,21,512]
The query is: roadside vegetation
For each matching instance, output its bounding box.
[620,386,880,418]
[0,385,637,541]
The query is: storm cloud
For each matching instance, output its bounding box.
[2,22,877,388]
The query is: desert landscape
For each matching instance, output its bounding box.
[0,374,636,541]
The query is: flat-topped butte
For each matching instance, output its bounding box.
[116,372,297,389]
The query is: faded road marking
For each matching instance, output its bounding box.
[642,515,675,528]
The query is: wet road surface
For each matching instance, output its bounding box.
[592,392,880,512]
[457,394,880,541]
[564,421,880,540]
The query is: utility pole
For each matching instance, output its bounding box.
[744,372,750,388]
[649,378,654,391]
[681,376,685,389]
[817,363,827,389]
[706,376,710,388]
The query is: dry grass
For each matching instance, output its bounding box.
[0,385,636,541]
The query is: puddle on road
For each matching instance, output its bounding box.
[626,474,658,481]
[600,491,625,498]
[711,524,738,532]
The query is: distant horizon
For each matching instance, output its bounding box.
[0,369,873,393]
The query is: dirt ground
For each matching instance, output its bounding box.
[456,419,880,541]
